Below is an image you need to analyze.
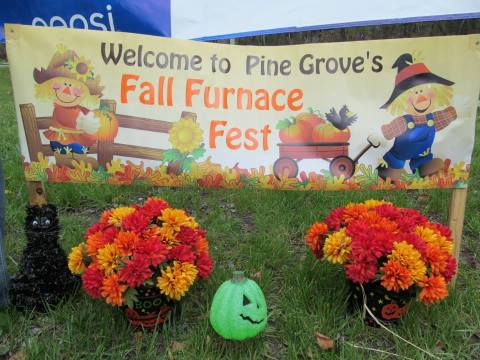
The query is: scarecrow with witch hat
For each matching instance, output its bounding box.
[33,45,118,168]
[374,53,457,181]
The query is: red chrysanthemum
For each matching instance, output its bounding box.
[103,226,119,243]
[169,244,196,263]
[374,204,401,220]
[82,265,104,299]
[196,252,213,278]
[134,238,168,266]
[325,208,345,230]
[118,256,152,287]
[349,229,384,262]
[397,208,427,229]
[346,261,377,283]
[85,222,106,239]
[142,197,169,219]
[122,209,151,233]
[176,226,198,245]
[441,256,457,283]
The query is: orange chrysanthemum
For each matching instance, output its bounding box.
[193,237,209,255]
[358,211,398,233]
[380,260,413,292]
[418,275,448,305]
[425,244,449,274]
[389,241,426,282]
[86,231,105,259]
[142,225,162,239]
[323,228,352,264]
[99,210,113,224]
[114,231,140,256]
[305,222,328,258]
[343,203,369,223]
[101,274,127,306]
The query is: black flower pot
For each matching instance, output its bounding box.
[348,281,415,326]
[123,285,173,329]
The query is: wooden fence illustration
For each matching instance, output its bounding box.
[19,99,196,168]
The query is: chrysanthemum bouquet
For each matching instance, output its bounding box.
[305,200,456,305]
[68,197,213,308]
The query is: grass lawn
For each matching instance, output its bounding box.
[0,66,479,359]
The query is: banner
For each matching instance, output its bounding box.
[2,1,480,42]
[6,24,480,191]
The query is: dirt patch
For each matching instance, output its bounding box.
[460,247,480,270]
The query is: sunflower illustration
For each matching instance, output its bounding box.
[169,118,203,154]
[163,117,206,174]
[71,56,94,82]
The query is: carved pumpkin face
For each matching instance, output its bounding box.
[381,303,409,320]
[210,271,267,340]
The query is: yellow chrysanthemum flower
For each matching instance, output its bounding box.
[108,207,135,227]
[97,243,120,275]
[415,226,453,255]
[363,199,390,209]
[157,261,198,300]
[68,243,86,275]
[323,228,352,264]
[158,225,180,249]
[168,118,203,154]
[388,241,426,282]
[159,208,198,232]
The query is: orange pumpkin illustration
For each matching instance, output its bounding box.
[94,110,119,141]
[381,303,409,320]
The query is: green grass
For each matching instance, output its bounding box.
[1,66,479,359]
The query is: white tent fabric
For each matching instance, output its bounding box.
[171,0,480,40]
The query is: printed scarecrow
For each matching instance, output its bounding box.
[374,53,457,181]
[34,45,118,168]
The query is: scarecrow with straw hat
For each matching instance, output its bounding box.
[34,45,117,168]
[371,53,457,181]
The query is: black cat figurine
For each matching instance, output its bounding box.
[10,204,77,311]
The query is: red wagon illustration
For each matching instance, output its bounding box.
[273,139,379,180]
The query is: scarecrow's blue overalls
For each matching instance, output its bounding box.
[383,114,435,172]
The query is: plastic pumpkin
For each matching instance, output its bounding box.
[210,271,267,340]
[94,109,119,141]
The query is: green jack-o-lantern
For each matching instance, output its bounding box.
[210,271,267,340]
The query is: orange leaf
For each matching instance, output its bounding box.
[315,332,334,350]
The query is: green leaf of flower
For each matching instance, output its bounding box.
[124,288,139,309]
[163,149,183,162]
[191,144,206,160]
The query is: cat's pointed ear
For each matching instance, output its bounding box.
[45,204,57,212]
[44,204,57,217]
[26,205,37,217]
